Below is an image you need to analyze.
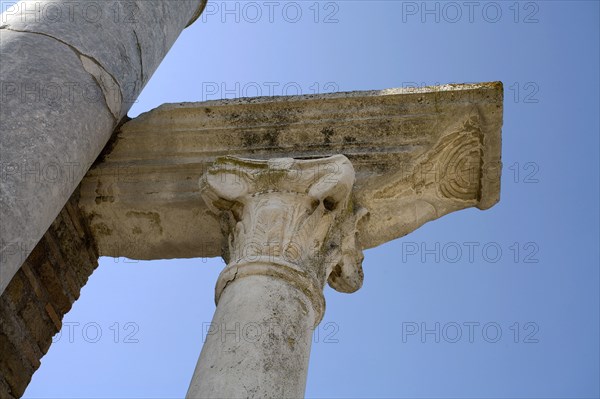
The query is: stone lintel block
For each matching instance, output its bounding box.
[80,82,503,260]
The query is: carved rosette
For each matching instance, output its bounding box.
[200,155,367,326]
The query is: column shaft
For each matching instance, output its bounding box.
[0,0,206,294]
[187,272,315,398]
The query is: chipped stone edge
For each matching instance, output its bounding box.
[132,81,503,113]
[186,0,209,27]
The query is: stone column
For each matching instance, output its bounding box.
[187,155,366,398]
[0,0,206,294]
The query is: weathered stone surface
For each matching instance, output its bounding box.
[188,275,315,399]
[81,82,503,261]
[2,0,206,116]
[203,155,365,310]
[0,0,206,295]
[0,190,99,398]
[187,155,360,398]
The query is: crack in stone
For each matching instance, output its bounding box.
[132,30,144,86]
[220,266,239,296]
[78,54,122,119]
[1,27,122,122]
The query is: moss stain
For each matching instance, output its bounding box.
[321,127,334,144]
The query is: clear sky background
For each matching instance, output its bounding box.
[3,0,597,398]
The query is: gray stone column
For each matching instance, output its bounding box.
[0,0,206,294]
[187,155,366,398]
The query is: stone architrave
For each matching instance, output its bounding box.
[187,155,365,398]
[80,83,502,262]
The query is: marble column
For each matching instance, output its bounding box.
[0,0,207,294]
[187,155,366,398]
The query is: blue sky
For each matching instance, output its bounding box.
[5,1,598,398]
